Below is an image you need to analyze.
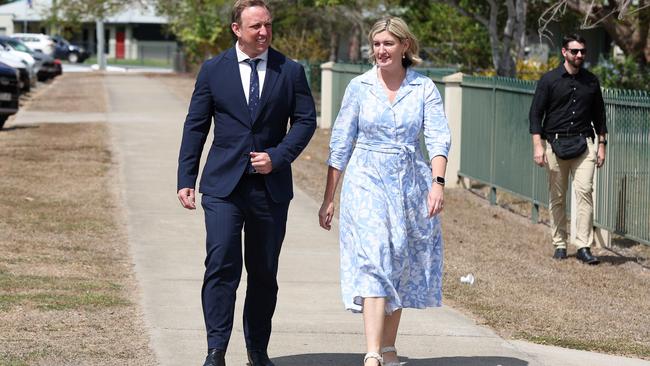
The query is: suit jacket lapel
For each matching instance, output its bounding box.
[224,48,252,127]
[253,48,280,125]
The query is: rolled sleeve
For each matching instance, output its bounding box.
[529,77,548,135]
[423,80,451,159]
[592,81,607,135]
[327,82,360,171]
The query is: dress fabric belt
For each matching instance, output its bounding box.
[355,140,422,193]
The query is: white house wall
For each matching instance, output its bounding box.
[0,15,14,35]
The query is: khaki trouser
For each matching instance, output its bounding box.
[545,137,597,249]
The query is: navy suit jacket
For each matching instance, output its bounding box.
[177,47,317,203]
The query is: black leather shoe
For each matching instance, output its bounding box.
[553,248,567,259]
[576,247,600,265]
[247,350,275,366]
[203,349,226,366]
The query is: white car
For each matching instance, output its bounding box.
[11,33,55,56]
[0,44,36,86]
[0,51,32,92]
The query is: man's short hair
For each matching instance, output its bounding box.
[231,0,271,25]
[562,33,587,48]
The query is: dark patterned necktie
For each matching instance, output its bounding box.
[245,58,261,119]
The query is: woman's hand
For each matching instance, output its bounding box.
[319,201,335,230]
[427,183,444,217]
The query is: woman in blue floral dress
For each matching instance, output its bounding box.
[318,17,451,366]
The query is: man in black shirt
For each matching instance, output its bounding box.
[529,33,607,265]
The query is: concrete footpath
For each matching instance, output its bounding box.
[14,73,649,366]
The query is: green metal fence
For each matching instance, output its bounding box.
[595,89,650,244]
[325,62,456,128]
[459,76,650,245]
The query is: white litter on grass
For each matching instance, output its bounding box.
[460,273,475,285]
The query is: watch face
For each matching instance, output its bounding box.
[435,176,445,184]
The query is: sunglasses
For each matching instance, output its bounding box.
[567,48,587,55]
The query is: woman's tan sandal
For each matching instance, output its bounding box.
[381,346,400,366]
[364,351,383,365]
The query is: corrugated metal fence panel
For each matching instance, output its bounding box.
[493,78,538,199]
[460,76,497,184]
[596,89,650,244]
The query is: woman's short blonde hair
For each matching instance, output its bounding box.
[367,16,422,67]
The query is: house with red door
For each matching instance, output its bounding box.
[0,0,176,63]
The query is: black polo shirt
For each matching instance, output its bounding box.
[529,64,607,138]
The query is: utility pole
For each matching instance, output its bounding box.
[96,19,106,70]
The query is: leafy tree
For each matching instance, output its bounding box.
[271,0,390,63]
[539,0,650,67]
[439,0,528,77]
[592,55,650,91]
[42,0,136,69]
[45,0,135,26]
[400,1,492,72]
[156,0,232,65]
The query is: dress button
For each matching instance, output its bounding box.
[572,111,575,114]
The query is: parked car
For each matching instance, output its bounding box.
[31,50,62,81]
[0,49,33,93]
[0,37,37,82]
[10,33,55,56]
[52,35,89,63]
[0,61,20,129]
[0,36,61,81]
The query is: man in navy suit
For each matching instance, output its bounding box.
[176,1,316,365]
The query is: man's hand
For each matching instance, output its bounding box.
[250,152,273,174]
[178,188,196,210]
[596,144,606,168]
[533,143,547,167]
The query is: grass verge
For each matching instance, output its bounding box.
[0,75,154,364]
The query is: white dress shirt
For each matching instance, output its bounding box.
[235,42,268,104]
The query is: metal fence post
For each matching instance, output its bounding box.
[489,78,497,205]
[593,168,612,247]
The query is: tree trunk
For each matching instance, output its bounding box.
[445,0,528,77]
[486,0,504,74]
[348,24,360,63]
[329,29,339,62]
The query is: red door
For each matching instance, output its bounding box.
[116,31,125,59]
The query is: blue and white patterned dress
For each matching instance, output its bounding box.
[328,66,451,314]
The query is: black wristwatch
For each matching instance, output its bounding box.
[433,176,445,186]
[599,140,607,146]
